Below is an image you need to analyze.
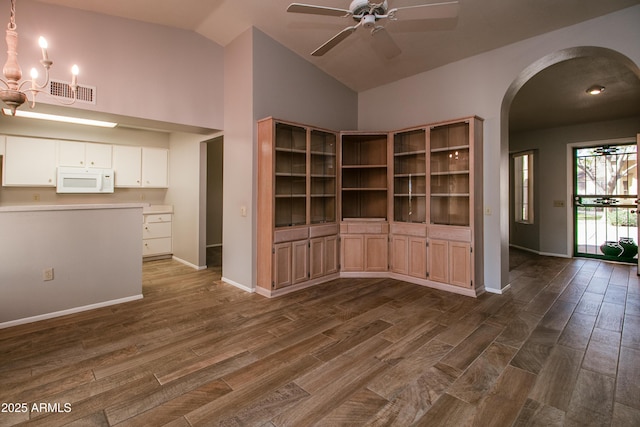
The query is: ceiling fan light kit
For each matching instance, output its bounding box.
[287,0,460,59]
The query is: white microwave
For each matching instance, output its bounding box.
[56,167,115,193]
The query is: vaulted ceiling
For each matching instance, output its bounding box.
[32,0,640,131]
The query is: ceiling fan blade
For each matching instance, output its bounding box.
[287,3,351,17]
[389,1,460,21]
[311,25,359,56]
[372,27,402,59]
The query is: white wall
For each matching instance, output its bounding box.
[358,5,640,292]
[0,205,143,327]
[1,1,224,131]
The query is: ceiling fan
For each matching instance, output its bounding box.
[286,0,460,58]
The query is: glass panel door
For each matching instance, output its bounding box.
[574,143,638,262]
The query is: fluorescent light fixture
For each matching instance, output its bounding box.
[2,109,117,128]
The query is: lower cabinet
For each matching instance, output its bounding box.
[390,224,428,279]
[340,221,389,273]
[142,210,173,259]
[270,225,339,292]
[273,240,308,289]
[428,238,471,288]
[310,235,339,279]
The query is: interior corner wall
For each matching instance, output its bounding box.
[357,5,640,292]
[166,132,209,269]
[222,29,255,291]
[252,29,358,131]
[221,28,358,291]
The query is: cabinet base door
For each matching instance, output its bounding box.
[325,235,339,275]
[449,242,471,287]
[408,237,427,278]
[310,238,325,279]
[365,235,388,272]
[273,243,293,289]
[391,235,408,275]
[292,240,309,284]
[428,239,449,283]
[342,235,364,271]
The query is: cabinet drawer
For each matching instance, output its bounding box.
[143,237,172,256]
[143,222,171,239]
[144,214,172,223]
[340,221,388,234]
[429,225,471,242]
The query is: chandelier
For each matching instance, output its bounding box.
[0,0,79,115]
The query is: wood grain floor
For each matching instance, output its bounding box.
[1,250,639,426]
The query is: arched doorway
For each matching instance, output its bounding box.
[500,46,640,282]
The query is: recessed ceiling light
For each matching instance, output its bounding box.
[586,85,605,95]
[1,109,117,127]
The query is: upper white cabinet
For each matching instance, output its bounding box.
[141,147,168,188]
[58,141,112,168]
[113,145,142,187]
[3,136,57,186]
[112,146,168,188]
[2,136,168,189]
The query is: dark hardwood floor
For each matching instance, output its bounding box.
[1,250,639,426]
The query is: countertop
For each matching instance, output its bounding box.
[143,204,173,215]
[0,203,147,213]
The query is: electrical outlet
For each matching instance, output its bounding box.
[43,267,54,281]
[240,206,247,217]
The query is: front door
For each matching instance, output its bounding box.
[574,142,638,263]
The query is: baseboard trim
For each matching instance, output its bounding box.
[221,277,254,293]
[484,283,512,295]
[509,244,570,259]
[172,256,207,270]
[0,294,144,329]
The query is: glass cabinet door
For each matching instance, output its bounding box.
[394,129,427,223]
[430,122,470,226]
[275,123,307,227]
[310,129,337,224]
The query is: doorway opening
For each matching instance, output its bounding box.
[206,136,224,270]
[574,141,638,262]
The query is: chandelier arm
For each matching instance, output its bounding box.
[0,0,82,114]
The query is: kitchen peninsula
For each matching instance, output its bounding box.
[0,203,144,328]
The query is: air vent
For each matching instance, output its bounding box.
[49,79,96,104]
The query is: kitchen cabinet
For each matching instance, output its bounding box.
[2,136,57,186]
[142,209,173,259]
[112,145,142,187]
[142,147,169,188]
[58,141,112,168]
[1,135,168,190]
[113,146,168,188]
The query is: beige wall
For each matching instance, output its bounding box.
[358,5,640,292]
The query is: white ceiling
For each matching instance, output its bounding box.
[32,0,640,130]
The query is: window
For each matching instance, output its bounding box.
[514,151,534,224]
